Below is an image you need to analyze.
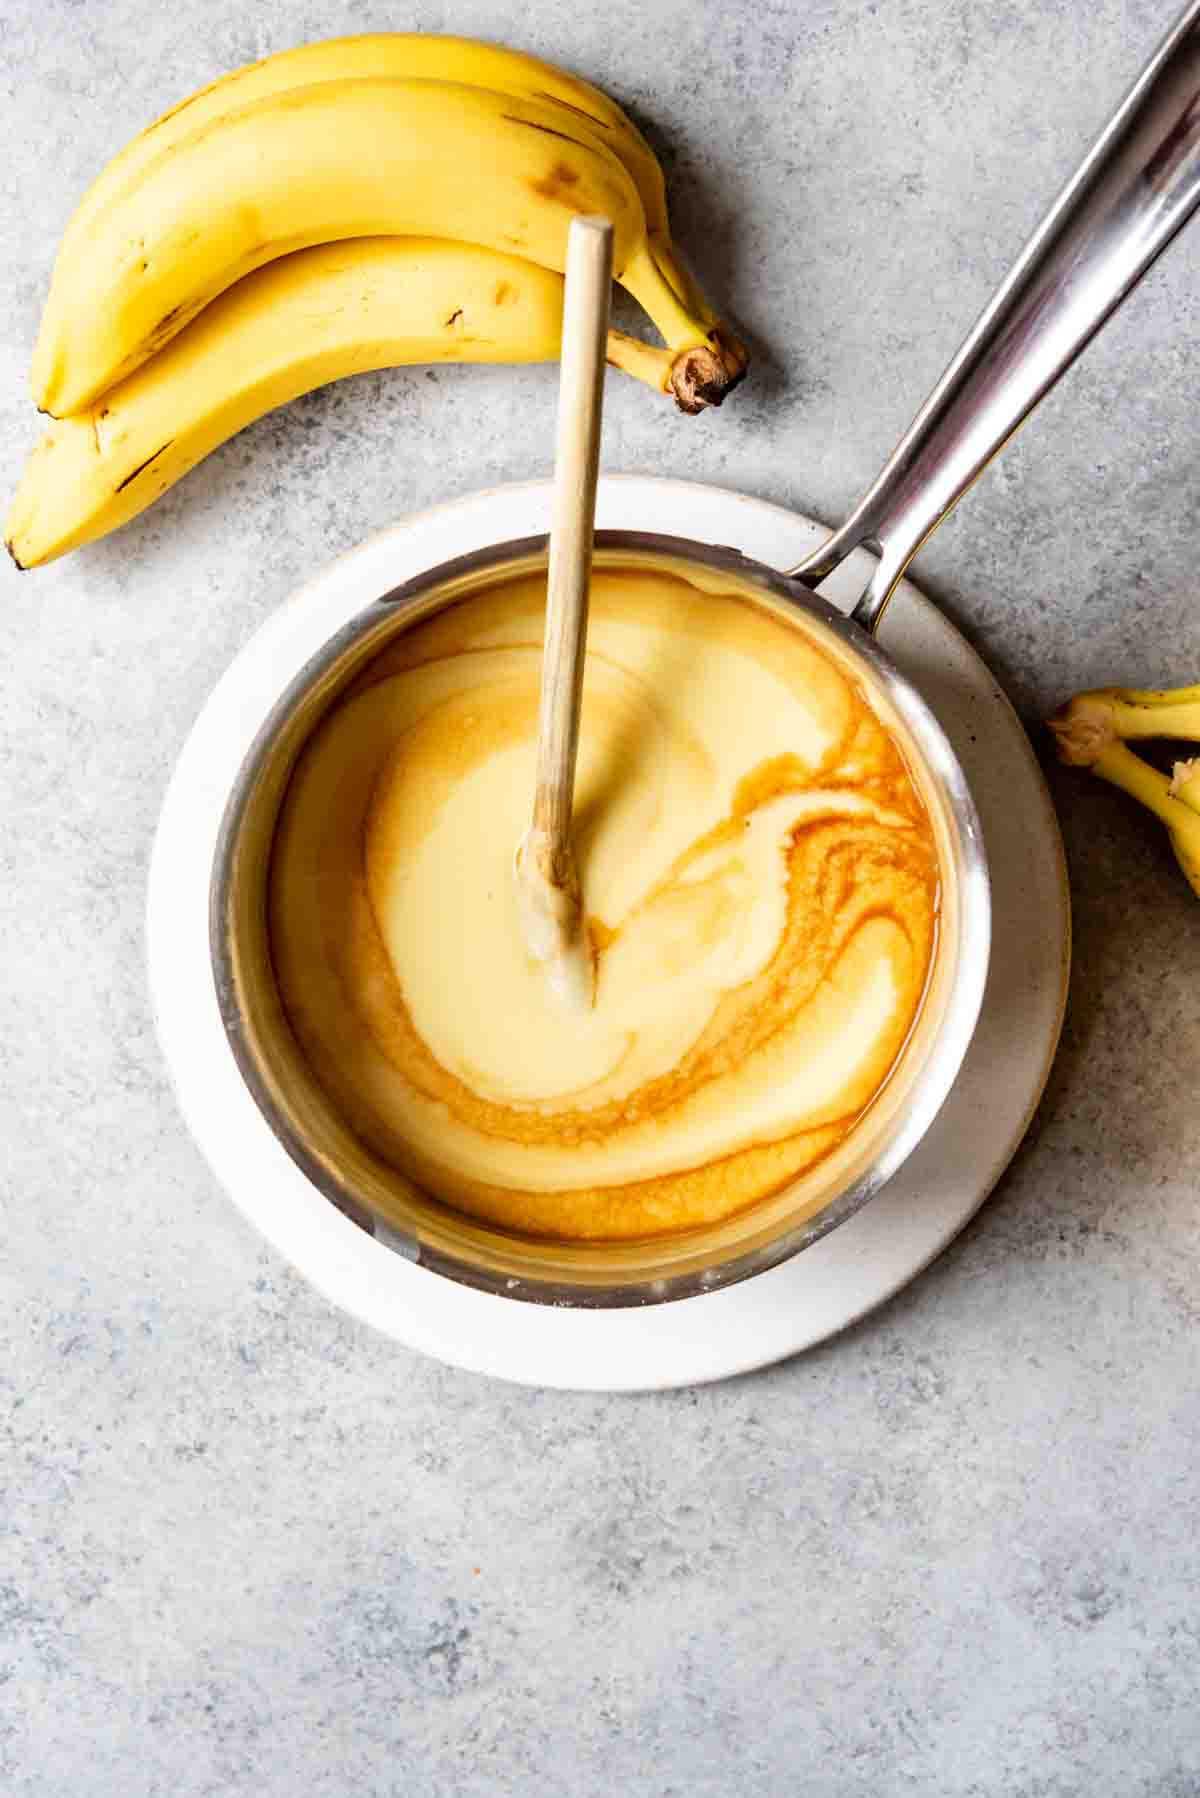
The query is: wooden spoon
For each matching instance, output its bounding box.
[514,215,613,1010]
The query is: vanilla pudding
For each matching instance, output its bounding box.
[268,569,940,1240]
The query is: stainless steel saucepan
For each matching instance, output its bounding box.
[212,3,1200,1306]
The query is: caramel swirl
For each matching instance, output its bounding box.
[269,570,939,1239]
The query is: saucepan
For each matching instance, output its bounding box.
[212,4,1200,1306]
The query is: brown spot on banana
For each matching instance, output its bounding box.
[527,161,583,204]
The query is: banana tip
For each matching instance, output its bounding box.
[4,538,27,573]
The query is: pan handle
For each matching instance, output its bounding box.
[789,0,1200,633]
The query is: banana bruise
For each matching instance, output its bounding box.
[7,239,679,568]
[34,37,746,415]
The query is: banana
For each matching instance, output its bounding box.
[1049,684,1200,896]
[35,38,745,416]
[35,79,664,418]
[7,239,680,568]
[52,36,668,264]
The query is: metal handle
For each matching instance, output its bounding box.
[791,0,1200,632]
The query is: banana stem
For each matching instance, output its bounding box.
[615,240,749,414]
[606,325,747,415]
[1049,686,1200,895]
[648,232,719,330]
[1074,738,1200,895]
[1089,739,1194,829]
[606,329,672,393]
[1048,687,1200,763]
[619,240,714,352]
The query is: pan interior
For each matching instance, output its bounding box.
[213,540,977,1306]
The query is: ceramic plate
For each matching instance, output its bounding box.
[147,477,1070,1390]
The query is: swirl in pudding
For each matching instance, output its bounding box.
[268,569,940,1240]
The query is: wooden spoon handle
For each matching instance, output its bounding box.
[530,216,614,876]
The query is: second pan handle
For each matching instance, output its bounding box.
[790,0,1200,632]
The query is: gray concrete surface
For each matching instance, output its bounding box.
[4,1,1200,1792]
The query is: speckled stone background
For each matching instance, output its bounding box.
[3,0,1200,1792]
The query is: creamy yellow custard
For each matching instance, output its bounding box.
[269,569,939,1240]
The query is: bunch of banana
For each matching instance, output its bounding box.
[8,34,747,568]
[1049,682,1200,893]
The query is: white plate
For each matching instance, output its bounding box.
[148,477,1070,1391]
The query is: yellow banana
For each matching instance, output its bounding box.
[35,38,745,415]
[1049,685,1200,896]
[52,36,668,260]
[7,238,681,568]
[36,78,656,418]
